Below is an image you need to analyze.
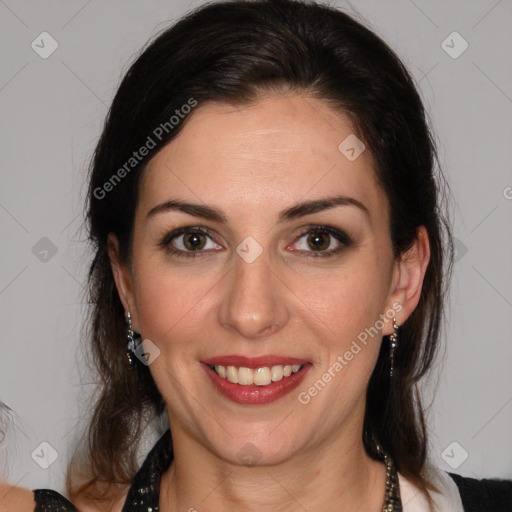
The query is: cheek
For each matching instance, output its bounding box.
[132,255,227,354]
[292,258,387,340]
[292,257,388,391]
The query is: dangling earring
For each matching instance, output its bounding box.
[389,317,399,377]
[126,311,136,367]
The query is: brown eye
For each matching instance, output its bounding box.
[160,226,222,258]
[182,231,207,251]
[291,226,352,258]
[306,232,330,251]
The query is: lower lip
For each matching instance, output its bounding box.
[201,362,311,405]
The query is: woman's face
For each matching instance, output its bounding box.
[112,94,427,465]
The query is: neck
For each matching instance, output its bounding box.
[159,425,387,512]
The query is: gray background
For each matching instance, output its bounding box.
[1,0,511,496]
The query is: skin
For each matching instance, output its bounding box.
[0,482,35,512]
[109,93,430,512]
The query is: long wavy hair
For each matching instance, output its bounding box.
[67,0,454,509]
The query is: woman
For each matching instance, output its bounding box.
[7,0,510,510]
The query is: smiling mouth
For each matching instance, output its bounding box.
[209,363,305,386]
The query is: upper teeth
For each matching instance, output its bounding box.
[213,364,303,386]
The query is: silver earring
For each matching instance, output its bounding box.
[126,311,137,366]
[389,317,399,377]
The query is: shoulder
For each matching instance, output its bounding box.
[0,482,35,512]
[398,468,465,511]
[0,483,75,512]
[398,466,512,512]
[447,471,512,512]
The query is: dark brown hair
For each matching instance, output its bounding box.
[68,0,454,509]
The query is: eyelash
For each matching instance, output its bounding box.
[159,225,353,260]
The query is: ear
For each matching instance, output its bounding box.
[382,225,431,336]
[107,233,140,332]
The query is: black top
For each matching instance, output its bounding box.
[33,429,512,511]
[448,472,512,512]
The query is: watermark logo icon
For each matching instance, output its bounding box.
[453,237,468,263]
[31,441,59,469]
[237,442,262,465]
[441,441,469,469]
[441,32,468,59]
[134,339,161,365]
[236,236,263,263]
[32,237,58,263]
[338,134,365,161]
[31,32,59,59]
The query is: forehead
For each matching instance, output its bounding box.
[140,94,387,225]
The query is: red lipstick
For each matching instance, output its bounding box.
[201,358,312,405]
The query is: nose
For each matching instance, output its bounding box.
[218,245,289,340]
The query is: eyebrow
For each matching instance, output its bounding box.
[146,194,370,224]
